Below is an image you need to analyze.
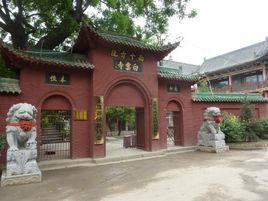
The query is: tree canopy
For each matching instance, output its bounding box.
[0,0,196,50]
[106,107,135,135]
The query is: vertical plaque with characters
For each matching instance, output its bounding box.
[94,96,104,144]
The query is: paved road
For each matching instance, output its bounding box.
[1,150,268,201]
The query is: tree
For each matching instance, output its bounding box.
[240,96,254,123]
[0,0,196,50]
[197,79,210,92]
[240,96,258,142]
[106,107,135,136]
[0,55,17,78]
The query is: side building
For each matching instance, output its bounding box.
[199,37,268,97]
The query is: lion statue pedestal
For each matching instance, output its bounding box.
[1,103,42,187]
[197,107,229,153]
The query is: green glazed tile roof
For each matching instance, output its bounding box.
[0,77,21,94]
[192,92,268,103]
[157,67,203,82]
[0,42,94,71]
[84,26,179,53]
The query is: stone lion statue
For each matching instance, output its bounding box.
[6,103,37,151]
[198,107,228,152]
[199,107,222,135]
[1,103,41,185]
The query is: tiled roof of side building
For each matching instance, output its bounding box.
[199,38,268,74]
[192,92,268,103]
[157,67,204,82]
[0,77,21,94]
[158,60,201,75]
[0,42,94,71]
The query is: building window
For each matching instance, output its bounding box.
[211,79,228,88]
[167,84,180,92]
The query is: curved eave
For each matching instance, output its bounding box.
[0,42,94,71]
[192,99,268,103]
[158,74,201,83]
[0,77,21,94]
[73,26,179,60]
[192,93,268,103]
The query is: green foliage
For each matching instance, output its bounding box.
[243,121,259,142]
[248,118,268,140]
[0,0,196,49]
[239,96,259,142]
[197,79,210,92]
[0,134,6,150]
[0,55,16,78]
[106,107,135,135]
[220,113,244,143]
[240,96,254,123]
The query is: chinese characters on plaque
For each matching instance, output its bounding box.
[111,49,144,72]
[46,72,70,85]
[167,84,180,92]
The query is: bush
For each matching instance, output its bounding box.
[249,118,268,139]
[243,121,259,142]
[0,134,6,150]
[220,113,245,143]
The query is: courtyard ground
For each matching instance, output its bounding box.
[1,150,268,201]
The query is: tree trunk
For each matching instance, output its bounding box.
[34,28,71,50]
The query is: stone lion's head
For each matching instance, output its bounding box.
[6,103,37,123]
[204,107,221,120]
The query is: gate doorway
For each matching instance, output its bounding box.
[105,106,146,157]
[166,100,183,147]
[166,111,182,146]
[40,110,71,160]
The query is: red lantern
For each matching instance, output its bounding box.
[214,116,221,123]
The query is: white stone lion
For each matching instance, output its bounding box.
[6,103,37,151]
[198,107,228,151]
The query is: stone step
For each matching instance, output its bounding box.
[92,150,166,164]
[165,146,197,155]
[41,127,57,131]
[41,139,66,144]
[42,130,60,134]
[41,135,63,139]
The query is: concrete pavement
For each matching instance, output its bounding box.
[1,150,268,201]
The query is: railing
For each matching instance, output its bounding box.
[212,80,268,93]
[232,81,268,92]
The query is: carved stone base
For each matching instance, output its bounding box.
[197,145,229,153]
[1,169,42,187]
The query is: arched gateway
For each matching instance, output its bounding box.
[40,95,72,160]
[166,99,184,146]
[104,79,151,152]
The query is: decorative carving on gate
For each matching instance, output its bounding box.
[1,103,42,187]
[152,98,159,140]
[94,96,104,144]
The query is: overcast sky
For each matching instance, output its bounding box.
[167,0,268,65]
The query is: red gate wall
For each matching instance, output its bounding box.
[0,65,93,161]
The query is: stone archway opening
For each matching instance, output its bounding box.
[40,95,72,160]
[105,81,149,157]
[166,100,183,147]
